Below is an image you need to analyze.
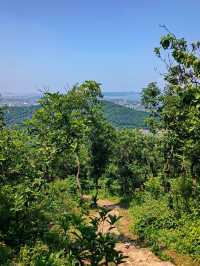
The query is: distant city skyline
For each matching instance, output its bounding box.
[1,1,200,94]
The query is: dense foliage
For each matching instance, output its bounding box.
[0,81,126,265]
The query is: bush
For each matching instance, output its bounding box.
[144,176,164,199]
[18,241,75,266]
[131,195,177,239]
[130,192,200,262]
[175,217,200,261]
[0,242,12,265]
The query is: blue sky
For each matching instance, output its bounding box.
[0,0,200,95]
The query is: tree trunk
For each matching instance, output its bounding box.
[93,176,99,207]
[75,155,82,198]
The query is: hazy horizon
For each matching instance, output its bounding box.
[1,1,200,95]
[1,89,140,98]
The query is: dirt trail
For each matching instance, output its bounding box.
[97,198,174,266]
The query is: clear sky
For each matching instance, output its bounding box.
[1,0,200,95]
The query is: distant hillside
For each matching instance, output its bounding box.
[5,101,148,128]
[102,100,147,128]
[5,105,40,126]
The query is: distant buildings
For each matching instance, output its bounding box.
[0,96,40,107]
[103,97,145,111]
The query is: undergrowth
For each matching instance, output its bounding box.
[129,178,200,263]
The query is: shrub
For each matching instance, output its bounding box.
[130,193,200,262]
[0,242,12,265]
[18,241,75,266]
[144,176,164,199]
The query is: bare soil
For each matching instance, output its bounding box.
[97,198,174,266]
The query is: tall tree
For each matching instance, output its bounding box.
[142,31,200,208]
[89,116,116,205]
[141,82,161,132]
[28,81,103,198]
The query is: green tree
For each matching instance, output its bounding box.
[141,82,161,132]
[89,117,116,205]
[105,129,162,197]
[142,31,200,209]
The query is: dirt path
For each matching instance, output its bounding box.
[97,198,174,266]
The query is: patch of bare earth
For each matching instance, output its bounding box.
[97,199,174,266]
